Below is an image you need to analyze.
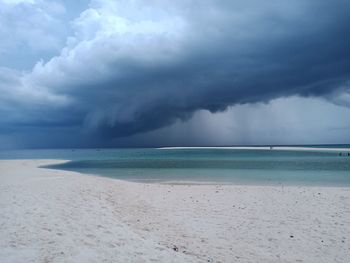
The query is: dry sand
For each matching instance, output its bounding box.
[1,160,350,263]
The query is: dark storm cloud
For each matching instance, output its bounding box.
[74,0,350,137]
[1,0,350,147]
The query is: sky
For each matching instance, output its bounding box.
[0,0,350,149]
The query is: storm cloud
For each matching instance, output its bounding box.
[0,0,350,147]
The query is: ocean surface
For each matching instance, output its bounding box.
[1,147,350,186]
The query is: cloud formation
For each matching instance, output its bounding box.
[0,0,70,69]
[0,0,350,147]
[130,96,350,147]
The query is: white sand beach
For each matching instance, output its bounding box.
[1,160,350,263]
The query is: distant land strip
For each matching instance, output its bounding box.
[158,146,350,152]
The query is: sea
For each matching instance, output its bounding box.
[1,146,350,186]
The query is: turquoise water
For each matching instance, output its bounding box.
[1,147,350,186]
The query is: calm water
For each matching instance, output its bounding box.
[1,147,350,186]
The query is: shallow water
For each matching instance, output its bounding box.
[1,147,349,186]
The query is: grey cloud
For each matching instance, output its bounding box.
[1,0,350,147]
[114,96,350,147]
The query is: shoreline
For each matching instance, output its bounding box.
[1,159,350,262]
[42,161,350,188]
